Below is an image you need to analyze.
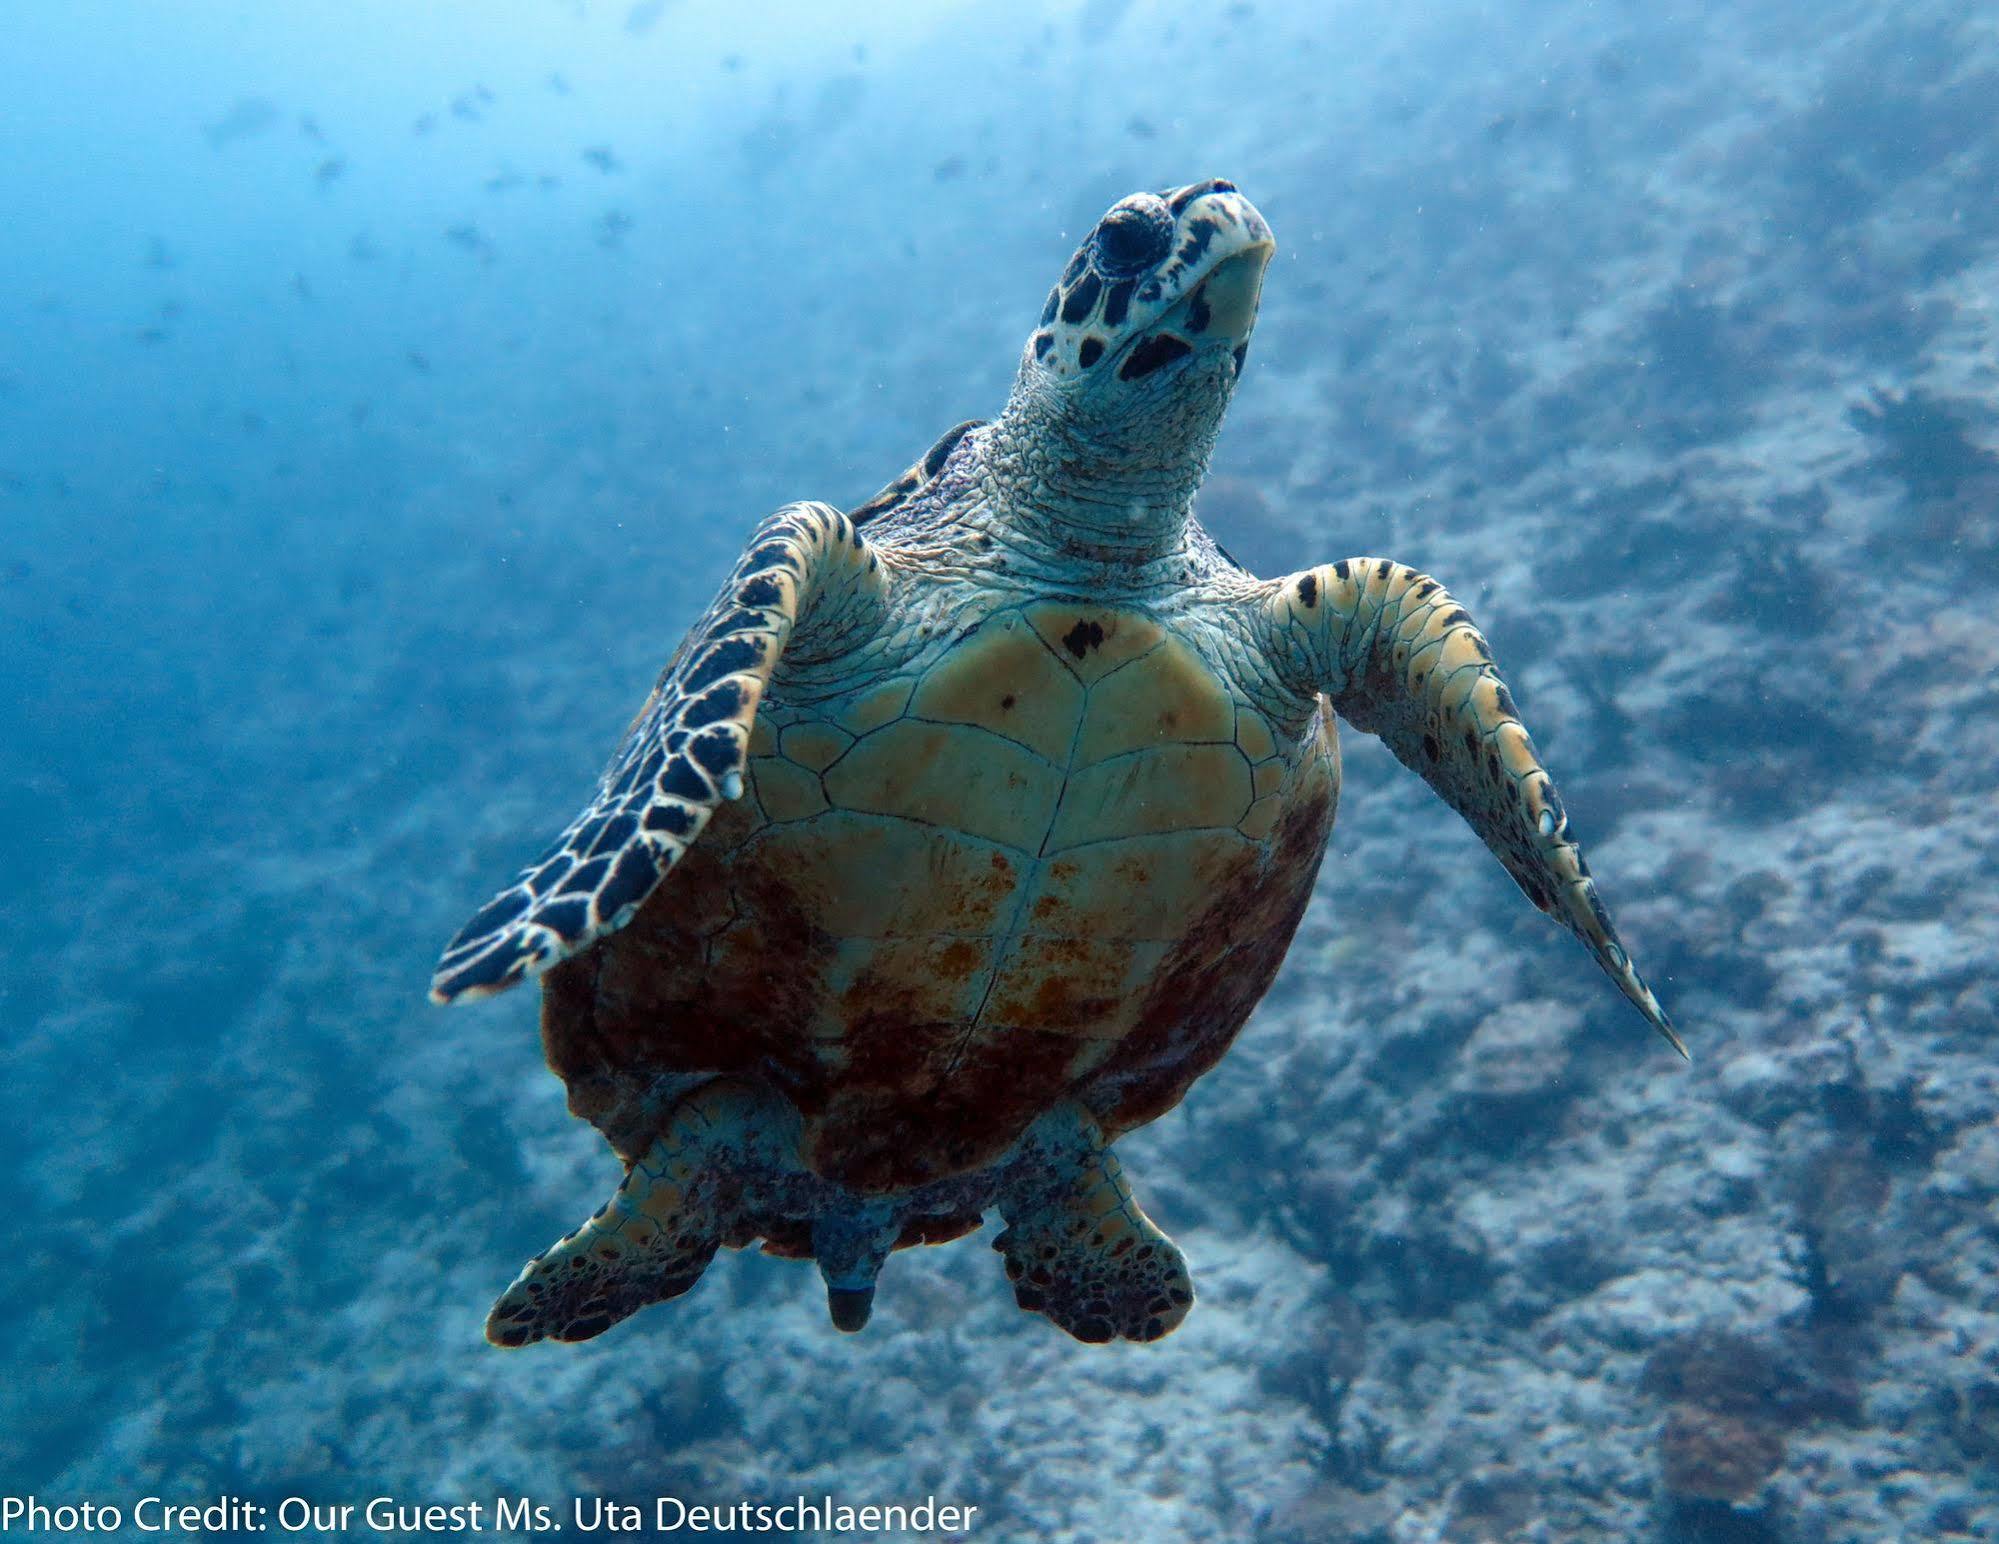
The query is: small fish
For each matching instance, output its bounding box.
[581,145,622,173]
[315,156,346,186]
[144,237,176,270]
[596,209,634,248]
[485,169,526,194]
[450,93,481,122]
[547,72,572,95]
[932,155,966,183]
[300,114,324,141]
[292,273,314,301]
[203,96,279,148]
[407,350,433,373]
[444,224,492,258]
[625,0,670,36]
[413,113,437,135]
[348,233,381,263]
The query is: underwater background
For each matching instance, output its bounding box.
[3,0,1997,1539]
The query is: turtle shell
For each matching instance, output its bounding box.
[539,596,1339,1195]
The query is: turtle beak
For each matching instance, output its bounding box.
[1183,243,1272,346]
[1110,187,1274,382]
[1115,236,1273,384]
[1159,181,1275,346]
[1201,243,1271,377]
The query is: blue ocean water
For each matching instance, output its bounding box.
[2,1,1996,1538]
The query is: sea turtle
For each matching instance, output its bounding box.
[432,179,1682,1347]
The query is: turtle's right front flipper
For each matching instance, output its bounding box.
[1257,558,1684,1056]
[431,502,886,1003]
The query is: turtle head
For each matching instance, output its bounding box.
[1027,180,1274,391]
[995,180,1275,542]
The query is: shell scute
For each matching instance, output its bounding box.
[823,719,1063,850]
[1021,602,1165,684]
[1047,743,1255,853]
[908,617,1083,764]
[1074,635,1236,764]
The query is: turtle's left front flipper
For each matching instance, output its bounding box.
[1259,558,1684,1056]
[432,502,887,1003]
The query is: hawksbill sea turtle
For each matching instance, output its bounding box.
[432,179,1682,1347]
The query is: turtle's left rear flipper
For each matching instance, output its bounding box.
[1258,558,1683,1056]
[486,1079,788,1346]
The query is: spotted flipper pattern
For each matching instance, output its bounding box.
[432,502,885,1003]
[1264,558,1685,1056]
[994,1107,1194,1344]
[485,1079,785,1345]
[848,418,983,527]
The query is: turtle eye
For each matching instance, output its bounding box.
[1093,199,1173,278]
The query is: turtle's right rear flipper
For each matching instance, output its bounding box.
[995,1106,1194,1344]
[486,1079,782,1346]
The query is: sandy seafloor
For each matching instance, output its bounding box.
[1,0,1996,1539]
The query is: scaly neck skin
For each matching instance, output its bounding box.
[976,353,1235,582]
